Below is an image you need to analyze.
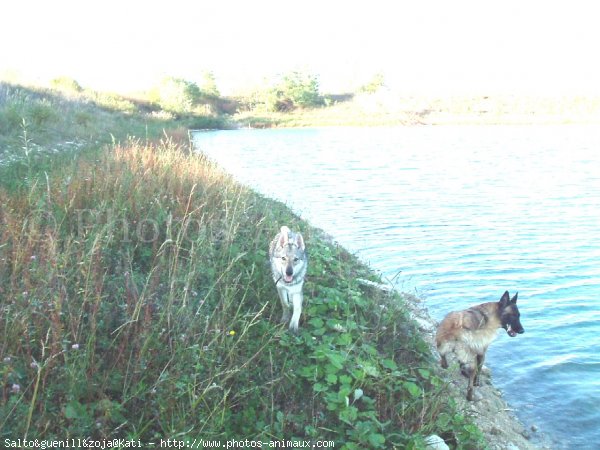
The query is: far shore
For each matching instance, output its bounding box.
[231,92,600,128]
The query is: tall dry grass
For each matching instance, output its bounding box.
[0,137,285,439]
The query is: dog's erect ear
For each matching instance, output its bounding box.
[499,290,510,307]
[296,233,305,251]
[278,226,290,247]
[511,292,518,304]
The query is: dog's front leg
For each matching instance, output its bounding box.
[440,354,448,369]
[474,353,485,386]
[277,287,292,324]
[460,362,477,401]
[289,291,303,333]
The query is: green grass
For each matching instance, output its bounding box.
[0,82,486,448]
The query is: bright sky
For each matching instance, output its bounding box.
[2,0,599,95]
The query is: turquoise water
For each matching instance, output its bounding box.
[194,126,600,449]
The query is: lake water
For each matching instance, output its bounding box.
[194,126,600,449]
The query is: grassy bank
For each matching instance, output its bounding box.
[0,83,486,448]
[0,81,230,186]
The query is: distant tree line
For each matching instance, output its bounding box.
[45,70,386,116]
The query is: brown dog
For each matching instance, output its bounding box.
[436,291,524,400]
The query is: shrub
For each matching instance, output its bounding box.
[271,71,323,111]
[28,98,58,127]
[91,92,136,113]
[0,100,23,136]
[50,77,83,93]
[198,71,220,98]
[237,71,324,113]
[149,77,203,113]
[358,73,385,94]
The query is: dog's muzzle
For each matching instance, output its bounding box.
[283,266,293,283]
[505,324,524,337]
[283,273,294,283]
[275,273,294,284]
